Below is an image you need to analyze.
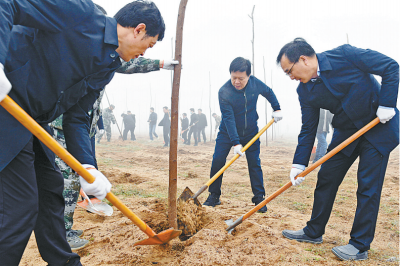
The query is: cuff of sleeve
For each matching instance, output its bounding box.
[232,140,240,146]
[156,60,162,69]
[82,164,96,170]
[292,164,306,170]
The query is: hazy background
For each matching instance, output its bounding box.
[95,0,400,142]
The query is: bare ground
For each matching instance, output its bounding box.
[21,136,399,266]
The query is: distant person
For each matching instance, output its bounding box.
[187,108,199,146]
[204,57,282,213]
[181,113,189,144]
[121,111,136,141]
[97,104,116,142]
[148,107,158,141]
[313,109,333,163]
[158,106,171,147]
[277,38,398,261]
[197,109,208,143]
[212,113,221,140]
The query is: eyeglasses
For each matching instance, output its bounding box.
[286,61,297,76]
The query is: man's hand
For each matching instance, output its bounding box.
[162,59,179,70]
[376,106,396,124]
[272,110,283,123]
[79,164,112,200]
[0,63,12,102]
[98,129,105,135]
[233,144,245,157]
[290,166,305,186]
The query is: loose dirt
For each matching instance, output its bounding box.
[20,137,399,266]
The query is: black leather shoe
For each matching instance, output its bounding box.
[252,196,268,213]
[203,193,221,207]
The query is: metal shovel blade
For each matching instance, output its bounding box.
[178,186,201,206]
[134,228,182,246]
[225,216,243,234]
[77,198,114,216]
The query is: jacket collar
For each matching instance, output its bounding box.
[316,53,332,72]
[104,17,119,47]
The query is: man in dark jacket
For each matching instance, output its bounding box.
[0,0,165,265]
[197,109,208,143]
[203,57,283,213]
[187,108,199,146]
[158,106,170,147]
[148,107,158,141]
[277,38,398,261]
[121,111,136,141]
[181,113,189,144]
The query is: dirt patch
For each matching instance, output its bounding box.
[177,199,209,239]
[20,137,399,266]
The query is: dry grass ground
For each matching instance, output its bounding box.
[21,136,399,266]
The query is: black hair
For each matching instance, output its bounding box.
[94,3,107,15]
[183,113,187,116]
[229,57,251,76]
[276,38,316,64]
[163,106,168,110]
[127,111,131,113]
[198,108,202,112]
[114,0,165,41]
[110,104,115,108]
[190,108,194,112]
[150,107,154,111]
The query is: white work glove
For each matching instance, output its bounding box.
[272,110,283,123]
[98,129,105,135]
[233,144,245,157]
[79,164,112,200]
[290,166,305,186]
[162,59,179,70]
[376,106,395,124]
[0,63,12,102]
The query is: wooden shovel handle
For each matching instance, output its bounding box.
[242,117,380,221]
[0,95,156,238]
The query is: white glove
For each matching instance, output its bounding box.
[376,106,395,124]
[233,144,245,157]
[290,166,305,186]
[0,63,12,102]
[162,59,179,70]
[272,110,283,123]
[99,129,105,135]
[79,164,112,200]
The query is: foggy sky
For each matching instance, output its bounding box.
[94,0,400,141]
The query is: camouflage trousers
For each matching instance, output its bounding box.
[97,124,112,142]
[53,128,81,231]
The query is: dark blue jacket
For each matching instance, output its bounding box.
[293,45,399,166]
[218,76,281,145]
[0,0,122,171]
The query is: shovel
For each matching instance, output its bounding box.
[77,189,114,216]
[0,95,181,246]
[225,117,380,233]
[178,119,275,204]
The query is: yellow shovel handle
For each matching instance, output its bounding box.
[0,95,156,238]
[206,118,275,187]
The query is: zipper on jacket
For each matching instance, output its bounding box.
[244,91,247,136]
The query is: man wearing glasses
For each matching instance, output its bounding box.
[276,38,399,261]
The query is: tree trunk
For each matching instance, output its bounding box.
[169,0,188,229]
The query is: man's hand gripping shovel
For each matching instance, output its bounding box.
[0,95,181,246]
[225,117,381,233]
[178,119,276,204]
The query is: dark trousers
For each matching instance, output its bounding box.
[198,127,206,142]
[303,137,389,252]
[188,127,198,144]
[182,129,188,143]
[209,128,265,201]
[163,127,170,146]
[123,126,136,140]
[0,137,80,265]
